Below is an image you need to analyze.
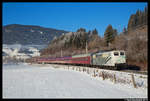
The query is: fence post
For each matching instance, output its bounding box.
[93,69,96,77]
[113,74,116,84]
[102,71,105,80]
[96,69,98,76]
[131,74,137,88]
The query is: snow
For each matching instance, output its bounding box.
[39,31,43,34]
[2,44,44,59]
[3,63,147,98]
[90,68,148,89]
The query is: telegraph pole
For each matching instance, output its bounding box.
[86,41,88,54]
[61,49,63,57]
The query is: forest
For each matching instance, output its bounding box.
[40,6,148,71]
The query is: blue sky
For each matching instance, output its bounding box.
[3,2,147,37]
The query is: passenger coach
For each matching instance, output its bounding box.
[37,50,126,70]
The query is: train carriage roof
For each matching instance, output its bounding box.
[72,53,92,58]
[93,50,125,55]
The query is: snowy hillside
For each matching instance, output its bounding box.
[3,44,46,60]
[3,63,147,98]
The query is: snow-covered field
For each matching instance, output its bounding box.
[3,63,147,98]
[3,44,47,50]
[3,44,47,59]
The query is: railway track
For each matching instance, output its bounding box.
[36,63,147,75]
[120,70,147,75]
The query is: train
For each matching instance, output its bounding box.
[36,50,126,70]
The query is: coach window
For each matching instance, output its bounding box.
[114,52,119,56]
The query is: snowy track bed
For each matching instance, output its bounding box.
[3,63,147,98]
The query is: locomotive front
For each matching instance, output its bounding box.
[92,50,126,67]
[111,51,126,66]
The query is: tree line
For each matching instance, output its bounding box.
[127,6,147,31]
[39,6,147,70]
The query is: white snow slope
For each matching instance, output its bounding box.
[3,63,147,98]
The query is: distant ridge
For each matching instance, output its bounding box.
[3,24,69,45]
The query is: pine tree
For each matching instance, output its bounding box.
[77,28,86,32]
[123,27,127,34]
[143,6,148,25]
[127,6,148,31]
[127,14,136,31]
[113,29,118,38]
[104,24,117,46]
[92,28,98,35]
[88,30,91,35]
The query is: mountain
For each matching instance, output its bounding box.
[3,24,69,45]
